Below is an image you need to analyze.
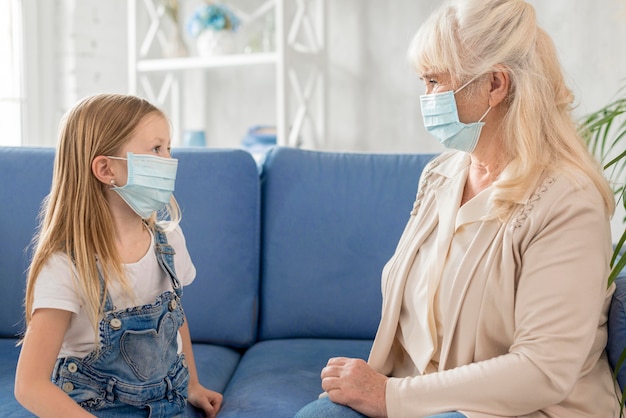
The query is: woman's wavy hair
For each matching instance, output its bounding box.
[24,93,181,338]
[408,0,614,221]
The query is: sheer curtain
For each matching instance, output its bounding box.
[0,0,23,146]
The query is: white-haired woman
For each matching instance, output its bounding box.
[295,0,619,417]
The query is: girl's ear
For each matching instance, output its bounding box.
[92,155,115,185]
[488,66,510,108]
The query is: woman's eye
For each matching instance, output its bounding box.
[152,145,161,153]
[429,79,438,85]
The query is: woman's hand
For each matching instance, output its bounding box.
[187,381,223,418]
[321,357,388,418]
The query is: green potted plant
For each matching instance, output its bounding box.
[579,82,626,414]
[581,85,626,283]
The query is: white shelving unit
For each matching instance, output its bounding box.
[127,0,326,148]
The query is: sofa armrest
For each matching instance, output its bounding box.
[608,269,626,391]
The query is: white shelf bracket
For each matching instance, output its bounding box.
[279,0,326,148]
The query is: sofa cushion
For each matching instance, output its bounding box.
[259,147,436,340]
[0,147,261,347]
[608,267,626,391]
[169,149,261,348]
[189,343,242,393]
[0,147,258,416]
[0,340,35,416]
[0,339,240,417]
[0,147,55,339]
[217,338,372,418]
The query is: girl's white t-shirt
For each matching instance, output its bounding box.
[32,225,196,359]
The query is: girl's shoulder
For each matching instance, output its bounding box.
[154,222,189,251]
[41,251,75,276]
[33,252,83,313]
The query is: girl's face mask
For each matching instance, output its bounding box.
[419,77,491,153]
[108,152,178,218]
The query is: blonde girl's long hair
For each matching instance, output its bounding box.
[407,0,615,221]
[24,93,180,339]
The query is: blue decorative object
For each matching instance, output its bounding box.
[186,3,241,38]
[182,130,206,147]
[241,125,277,172]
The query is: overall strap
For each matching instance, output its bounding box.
[70,251,114,312]
[98,268,115,312]
[153,224,183,297]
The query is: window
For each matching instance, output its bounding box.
[0,0,24,146]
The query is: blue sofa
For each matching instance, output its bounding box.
[0,146,624,417]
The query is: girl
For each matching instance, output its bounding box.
[14,93,222,417]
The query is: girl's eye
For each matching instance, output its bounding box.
[152,145,161,153]
[429,79,438,85]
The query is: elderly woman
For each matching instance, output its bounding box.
[295,0,619,417]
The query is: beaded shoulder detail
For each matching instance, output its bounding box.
[512,176,556,228]
[409,158,441,216]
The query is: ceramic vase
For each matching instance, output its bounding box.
[196,30,237,57]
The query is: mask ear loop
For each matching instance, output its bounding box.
[454,74,483,94]
[478,106,492,122]
[455,73,492,123]
[107,156,126,189]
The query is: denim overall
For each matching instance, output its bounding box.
[52,228,189,417]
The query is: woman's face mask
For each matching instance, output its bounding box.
[419,77,492,153]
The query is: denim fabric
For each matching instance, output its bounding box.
[294,396,367,418]
[52,227,189,417]
[294,396,466,418]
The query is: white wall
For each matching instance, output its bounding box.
[23,0,626,239]
[324,0,626,153]
[22,0,128,146]
[30,0,626,152]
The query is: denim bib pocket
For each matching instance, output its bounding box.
[120,310,179,381]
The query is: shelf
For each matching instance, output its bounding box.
[136,52,278,72]
[129,0,326,147]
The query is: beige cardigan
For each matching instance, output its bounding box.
[368,151,619,418]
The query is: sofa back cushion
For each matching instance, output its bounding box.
[167,149,260,348]
[259,147,436,340]
[0,147,260,349]
[0,147,55,338]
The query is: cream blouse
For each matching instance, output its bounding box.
[397,162,493,376]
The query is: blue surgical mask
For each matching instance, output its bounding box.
[108,152,178,218]
[420,78,491,153]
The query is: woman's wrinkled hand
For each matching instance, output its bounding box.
[321,357,388,418]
